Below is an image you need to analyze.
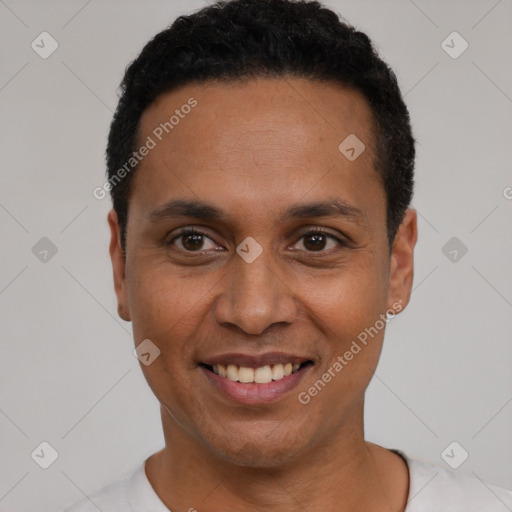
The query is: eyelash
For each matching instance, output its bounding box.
[167,227,348,254]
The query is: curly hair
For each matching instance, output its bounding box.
[105,0,415,254]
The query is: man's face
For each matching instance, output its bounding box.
[109,78,415,466]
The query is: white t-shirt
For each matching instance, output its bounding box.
[59,449,512,511]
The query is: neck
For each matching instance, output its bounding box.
[145,401,409,512]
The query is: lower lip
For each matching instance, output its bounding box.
[200,364,313,405]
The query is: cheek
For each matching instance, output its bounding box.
[127,259,218,342]
[302,256,388,334]
[299,254,389,391]
[126,266,207,416]
[126,274,193,407]
[301,277,387,429]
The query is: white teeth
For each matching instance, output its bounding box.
[226,364,238,381]
[271,363,284,380]
[210,362,305,383]
[254,365,273,384]
[217,364,227,378]
[238,367,254,383]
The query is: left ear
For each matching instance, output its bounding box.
[387,208,418,312]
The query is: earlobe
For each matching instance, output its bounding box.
[387,208,418,313]
[107,209,131,322]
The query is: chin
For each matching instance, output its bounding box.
[205,427,309,468]
[220,444,302,468]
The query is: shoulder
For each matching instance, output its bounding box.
[399,451,512,512]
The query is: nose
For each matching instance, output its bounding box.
[213,246,297,336]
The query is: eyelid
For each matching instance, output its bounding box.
[168,227,221,250]
[291,227,349,251]
[166,225,350,253]
[295,226,348,242]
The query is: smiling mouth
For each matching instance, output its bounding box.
[199,361,314,384]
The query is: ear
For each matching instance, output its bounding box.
[387,208,418,313]
[107,209,131,322]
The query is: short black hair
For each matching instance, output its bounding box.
[106,0,415,255]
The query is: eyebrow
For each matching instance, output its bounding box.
[149,198,365,224]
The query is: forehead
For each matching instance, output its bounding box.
[138,77,376,155]
[130,77,383,226]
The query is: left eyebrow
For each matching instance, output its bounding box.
[148,197,366,225]
[279,198,365,224]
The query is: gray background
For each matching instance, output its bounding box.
[1,0,511,510]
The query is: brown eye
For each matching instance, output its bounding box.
[303,232,328,251]
[294,230,346,253]
[181,232,205,251]
[168,229,218,252]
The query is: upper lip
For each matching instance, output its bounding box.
[201,351,313,368]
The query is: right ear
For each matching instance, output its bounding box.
[107,209,131,322]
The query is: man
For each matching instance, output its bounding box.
[63,0,512,510]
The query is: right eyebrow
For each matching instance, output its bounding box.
[149,199,227,222]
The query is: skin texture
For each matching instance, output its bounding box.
[108,77,417,511]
